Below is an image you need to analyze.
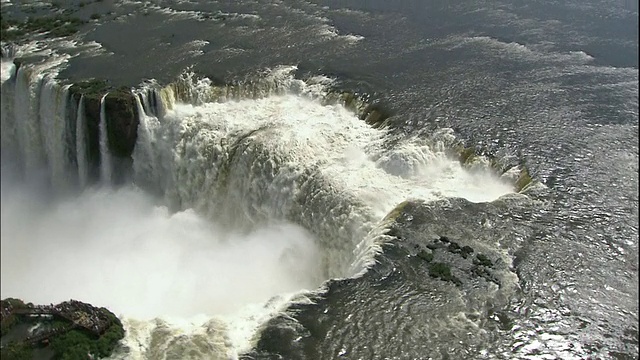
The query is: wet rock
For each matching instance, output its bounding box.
[460,245,474,259]
[104,87,139,158]
[428,262,462,287]
[69,80,138,184]
[515,167,532,192]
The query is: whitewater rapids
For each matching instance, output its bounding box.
[1,60,516,358]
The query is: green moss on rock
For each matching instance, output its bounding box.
[474,253,493,267]
[417,250,434,262]
[460,245,474,259]
[1,299,125,360]
[361,104,392,129]
[515,166,532,192]
[70,79,110,99]
[428,262,462,286]
[457,146,476,165]
[382,200,410,223]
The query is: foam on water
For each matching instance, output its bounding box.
[1,60,14,83]
[134,91,513,225]
[113,73,515,357]
[1,64,516,358]
[0,175,324,357]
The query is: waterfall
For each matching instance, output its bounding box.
[1,61,517,359]
[39,77,71,192]
[1,60,17,159]
[132,91,166,195]
[76,95,88,188]
[14,65,47,180]
[99,94,112,185]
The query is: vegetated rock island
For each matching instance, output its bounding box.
[1,298,125,359]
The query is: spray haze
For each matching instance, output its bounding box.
[0,167,324,319]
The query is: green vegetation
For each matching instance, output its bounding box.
[69,79,132,99]
[417,250,434,262]
[70,79,110,98]
[361,103,393,129]
[1,298,26,336]
[460,245,474,259]
[341,92,357,110]
[0,342,33,360]
[382,200,409,222]
[1,313,18,336]
[475,253,493,267]
[1,14,85,42]
[515,166,532,192]
[428,262,462,286]
[447,242,460,253]
[50,320,124,360]
[458,146,476,165]
[1,299,125,360]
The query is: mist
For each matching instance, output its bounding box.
[0,162,324,320]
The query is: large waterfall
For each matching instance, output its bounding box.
[1,57,517,358]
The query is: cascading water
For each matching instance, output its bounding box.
[0,60,16,160]
[99,93,112,185]
[76,94,88,188]
[14,65,47,181]
[1,62,517,359]
[39,77,72,193]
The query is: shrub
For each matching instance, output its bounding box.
[475,253,493,267]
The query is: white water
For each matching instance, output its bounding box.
[99,94,112,184]
[0,169,322,358]
[132,89,514,273]
[14,65,47,180]
[76,95,88,188]
[1,64,515,358]
[1,60,17,157]
[39,77,71,193]
[1,59,14,83]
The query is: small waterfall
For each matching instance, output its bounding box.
[1,43,17,59]
[14,65,47,180]
[1,60,17,158]
[137,89,156,117]
[99,94,112,185]
[39,77,71,192]
[132,91,165,195]
[76,95,88,188]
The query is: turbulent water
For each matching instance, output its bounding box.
[1,0,638,359]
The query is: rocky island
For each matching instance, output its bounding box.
[1,298,124,359]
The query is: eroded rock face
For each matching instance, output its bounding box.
[105,88,139,159]
[69,82,139,185]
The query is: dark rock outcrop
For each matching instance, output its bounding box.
[105,87,139,159]
[69,80,139,185]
